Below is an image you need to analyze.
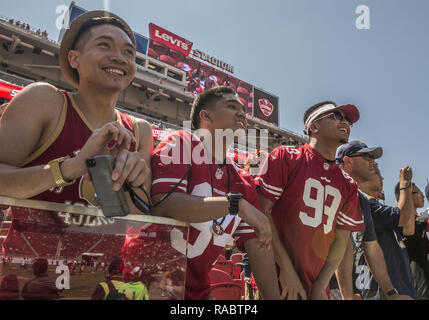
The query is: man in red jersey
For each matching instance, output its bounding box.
[0,10,152,208]
[255,101,365,300]
[150,86,280,300]
[0,11,152,257]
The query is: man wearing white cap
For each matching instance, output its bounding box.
[255,101,365,299]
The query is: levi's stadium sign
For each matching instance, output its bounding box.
[0,81,22,100]
[191,49,234,74]
[149,23,193,56]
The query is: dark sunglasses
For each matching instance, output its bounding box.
[317,111,353,126]
[348,153,376,161]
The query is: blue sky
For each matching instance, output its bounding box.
[1,0,428,207]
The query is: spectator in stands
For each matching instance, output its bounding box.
[256,102,364,300]
[22,258,60,300]
[395,182,429,299]
[0,274,20,299]
[335,141,413,300]
[151,86,280,300]
[421,181,429,218]
[92,256,149,300]
[0,10,152,208]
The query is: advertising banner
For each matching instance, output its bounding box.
[0,81,22,100]
[252,88,279,126]
[149,23,193,57]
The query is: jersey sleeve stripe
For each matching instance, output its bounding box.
[255,177,284,193]
[152,178,188,186]
[233,229,255,234]
[338,211,363,225]
[337,215,355,227]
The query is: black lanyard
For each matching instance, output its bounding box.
[209,162,231,228]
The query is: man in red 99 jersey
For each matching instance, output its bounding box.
[255,101,365,299]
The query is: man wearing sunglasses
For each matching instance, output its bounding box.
[255,101,364,299]
[336,141,416,299]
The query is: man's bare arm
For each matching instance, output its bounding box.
[397,167,414,234]
[258,192,307,300]
[363,240,413,300]
[244,238,280,300]
[152,193,272,249]
[335,236,355,300]
[0,83,65,198]
[311,229,350,300]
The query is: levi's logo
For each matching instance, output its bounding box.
[258,98,274,117]
[154,29,189,51]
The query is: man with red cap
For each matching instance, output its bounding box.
[255,101,365,299]
[0,11,152,257]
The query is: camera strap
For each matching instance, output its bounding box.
[123,165,192,215]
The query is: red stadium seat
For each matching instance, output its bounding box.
[208,268,233,284]
[208,282,244,300]
[159,54,176,66]
[213,261,234,277]
[216,254,227,263]
[239,98,247,107]
[230,253,243,279]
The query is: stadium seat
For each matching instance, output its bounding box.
[208,268,233,284]
[230,253,243,264]
[216,254,227,263]
[213,261,234,276]
[159,55,176,66]
[208,282,244,300]
[230,253,243,279]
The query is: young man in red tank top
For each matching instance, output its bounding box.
[0,11,152,207]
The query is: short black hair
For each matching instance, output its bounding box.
[73,17,135,51]
[190,86,237,130]
[303,101,336,135]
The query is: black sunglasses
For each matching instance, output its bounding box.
[348,153,376,160]
[317,111,353,126]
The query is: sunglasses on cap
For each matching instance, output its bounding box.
[348,153,376,160]
[316,111,353,126]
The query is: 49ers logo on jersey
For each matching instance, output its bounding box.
[258,98,274,117]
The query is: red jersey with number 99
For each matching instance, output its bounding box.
[255,144,364,296]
